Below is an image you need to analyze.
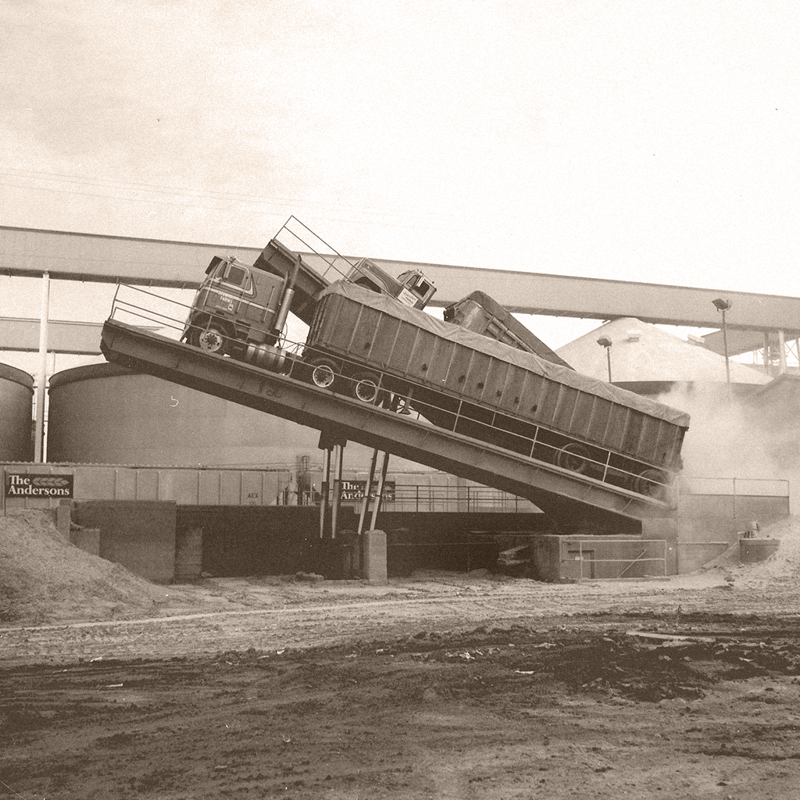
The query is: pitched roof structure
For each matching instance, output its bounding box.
[556,317,770,386]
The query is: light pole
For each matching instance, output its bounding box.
[712,298,731,388]
[597,336,612,382]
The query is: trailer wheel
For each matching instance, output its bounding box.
[556,443,591,474]
[307,358,339,390]
[190,325,228,355]
[636,469,669,501]
[350,372,382,404]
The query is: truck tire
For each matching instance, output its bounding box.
[349,372,382,404]
[636,469,669,501]
[556,443,591,474]
[307,357,339,390]
[189,324,228,355]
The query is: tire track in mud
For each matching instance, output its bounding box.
[0,590,602,665]
[2,575,796,667]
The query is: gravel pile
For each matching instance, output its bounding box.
[0,509,174,625]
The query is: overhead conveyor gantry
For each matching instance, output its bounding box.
[3,223,800,359]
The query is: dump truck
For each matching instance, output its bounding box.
[444,290,573,369]
[180,224,687,501]
[298,282,689,499]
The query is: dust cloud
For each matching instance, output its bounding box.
[657,382,798,485]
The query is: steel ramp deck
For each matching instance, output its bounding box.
[100,320,675,522]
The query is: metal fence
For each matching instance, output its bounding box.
[561,538,668,580]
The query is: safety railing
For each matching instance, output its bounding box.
[385,486,536,513]
[679,475,790,498]
[563,539,668,580]
[272,216,375,287]
[109,283,194,340]
[324,485,537,513]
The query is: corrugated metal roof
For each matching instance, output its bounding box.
[556,317,770,385]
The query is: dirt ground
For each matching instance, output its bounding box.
[2,511,800,799]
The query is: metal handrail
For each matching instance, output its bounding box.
[111,303,186,333]
[569,538,668,579]
[274,216,359,284]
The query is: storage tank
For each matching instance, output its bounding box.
[47,363,328,466]
[0,363,34,461]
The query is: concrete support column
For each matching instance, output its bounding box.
[363,529,387,584]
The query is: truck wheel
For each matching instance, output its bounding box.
[636,469,669,500]
[556,443,591,474]
[350,372,382,404]
[307,358,339,390]
[190,325,228,355]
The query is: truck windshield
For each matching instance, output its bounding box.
[400,272,433,300]
[413,279,432,299]
[224,263,249,288]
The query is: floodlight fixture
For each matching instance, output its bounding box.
[712,297,732,392]
[596,337,613,381]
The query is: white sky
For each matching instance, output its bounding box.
[1,0,799,369]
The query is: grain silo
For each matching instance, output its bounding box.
[0,363,34,461]
[46,363,325,466]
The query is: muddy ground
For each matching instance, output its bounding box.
[2,569,800,800]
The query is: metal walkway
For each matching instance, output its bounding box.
[100,320,675,523]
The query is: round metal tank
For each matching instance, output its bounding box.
[0,362,34,461]
[47,363,324,466]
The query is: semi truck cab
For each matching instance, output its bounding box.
[182,255,289,359]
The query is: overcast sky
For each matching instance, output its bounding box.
[1,0,799,358]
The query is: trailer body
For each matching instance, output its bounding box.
[304,282,689,496]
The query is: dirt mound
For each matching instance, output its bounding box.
[0,509,174,624]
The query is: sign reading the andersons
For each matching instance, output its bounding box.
[4,473,74,499]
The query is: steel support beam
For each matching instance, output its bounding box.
[3,226,800,336]
[0,318,104,355]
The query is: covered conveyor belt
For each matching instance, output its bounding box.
[100,319,676,523]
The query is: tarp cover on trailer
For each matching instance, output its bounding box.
[318,281,691,429]
[447,290,573,369]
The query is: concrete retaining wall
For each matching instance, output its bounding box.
[72,500,177,584]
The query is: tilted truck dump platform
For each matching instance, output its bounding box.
[100,318,677,522]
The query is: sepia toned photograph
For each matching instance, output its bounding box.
[2,2,799,797]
